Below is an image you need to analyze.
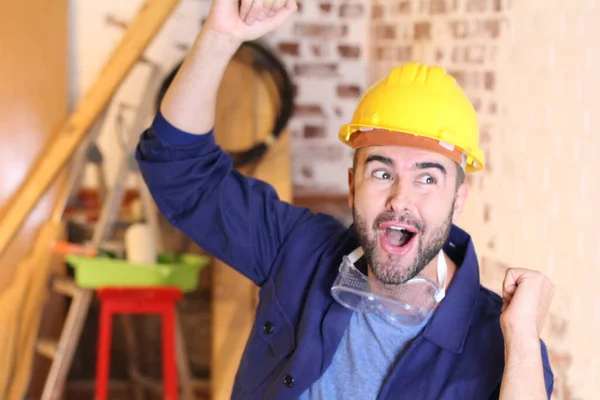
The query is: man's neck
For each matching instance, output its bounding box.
[422,251,457,292]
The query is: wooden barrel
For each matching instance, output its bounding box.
[156,40,295,169]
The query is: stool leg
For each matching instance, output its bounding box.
[95,302,114,400]
[162,305,178,400]
[119,314,146,400]
[175,313,195,400]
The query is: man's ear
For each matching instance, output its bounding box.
[348,167,355,209]
[452,181,469,222]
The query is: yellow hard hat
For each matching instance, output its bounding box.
[339,62,484,172]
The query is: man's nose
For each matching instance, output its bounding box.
[386,179,413,213]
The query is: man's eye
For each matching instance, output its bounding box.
[419,175,437,184]
[373,170,393,180]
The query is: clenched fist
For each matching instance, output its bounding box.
[205,0,298,42]
[499,268,555,340]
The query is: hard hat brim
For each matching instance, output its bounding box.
[339,125,484,173]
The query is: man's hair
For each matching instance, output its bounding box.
[352,149,466,189]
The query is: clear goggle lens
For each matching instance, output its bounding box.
[331,254,444,326]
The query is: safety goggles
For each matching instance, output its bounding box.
[331,247,447,326]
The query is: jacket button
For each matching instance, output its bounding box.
[283,374,294,388]
[263,321,274,334]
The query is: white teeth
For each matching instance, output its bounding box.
[389,226,407,232]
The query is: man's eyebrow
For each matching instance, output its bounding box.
[365,154,394,167]
[415,162,447,175]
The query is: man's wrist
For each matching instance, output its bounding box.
[502,326,540,355]
[197,25,243,57]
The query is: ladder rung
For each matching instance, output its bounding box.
[52,277,77,297]
[36,339,58,359]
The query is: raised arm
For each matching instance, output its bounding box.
[498,268,555,399]
[136,0,307,285]
[159,0,298,134]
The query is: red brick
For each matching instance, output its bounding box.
[430,0,448,14]
[294,104,326,117]
[451,47,464,63]
[304,125,326,138]
[337,84,361,98]
[435,48,445,62]
[466,0,487,12]
[340,3,364,18]
[372,4,384,19]
[375,47,386,61]
[301,144,344,161]
[278,42,300,56]
[449,21,469,39]
[472,97,482,112]
[301,165,314,178]
[375,25,396,40]
[450,19,502,40]
[294,63,338,77]
[338,44,361,58]
[414,22,431,40]
[484,71,495,90]
[294,23,348,38]
[396,1,411,14]
[319,3,332,13]
[310,43,329,57]
[396,46,413,61]
[483,19,501,38]
[448,70,465,86]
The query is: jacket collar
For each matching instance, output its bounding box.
[422,224,481,353]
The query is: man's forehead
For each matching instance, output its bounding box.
[359,145,453,167]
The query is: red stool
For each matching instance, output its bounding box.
[95,287,182,400]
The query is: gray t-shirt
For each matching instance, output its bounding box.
[299,311,431,399]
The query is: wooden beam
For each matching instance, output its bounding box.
[0,0,181,256]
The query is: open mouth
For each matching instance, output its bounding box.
[378,222,418,255]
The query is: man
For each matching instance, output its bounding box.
[136,0,555,398]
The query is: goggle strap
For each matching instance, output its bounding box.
[347,247,364,264]
[435,249,448,302]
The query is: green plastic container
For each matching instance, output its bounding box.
[66,252,210,292]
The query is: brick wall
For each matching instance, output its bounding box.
[370,1,600,399]
[262,0,370,194]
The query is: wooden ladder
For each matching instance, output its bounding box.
[36,64,195,400]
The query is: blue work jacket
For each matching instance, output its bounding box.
[136,112,554,399]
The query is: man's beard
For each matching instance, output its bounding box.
[353,202,454,285]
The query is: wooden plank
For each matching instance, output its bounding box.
[0,0,181,257]
[211,56,291,400]
[0,217,63,399]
